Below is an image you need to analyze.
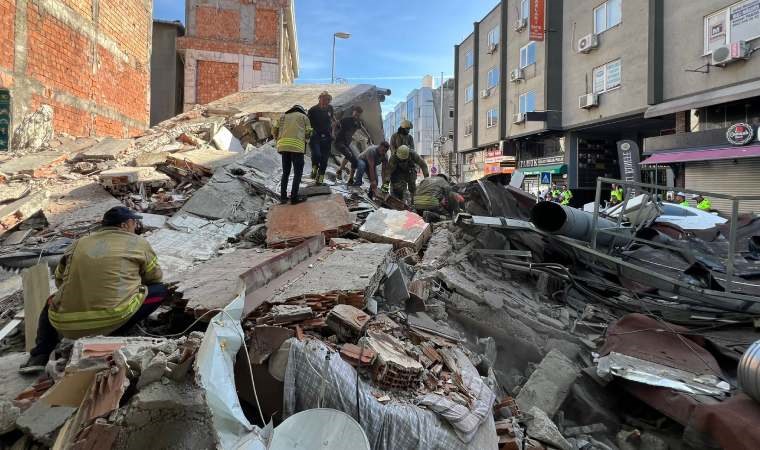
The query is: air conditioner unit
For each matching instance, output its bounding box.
[711,41,751,66]
[514,18,528,31]
[509,68,524,82]
[513,113,526,124]
[577,34,599,53]
[481,89,491,99]
[579,93,599,109]
[488,43,499,54]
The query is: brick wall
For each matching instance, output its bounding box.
[196,6,240,41]
[254,7,278,46]
[196,60,239,105]
[0,0,151,140]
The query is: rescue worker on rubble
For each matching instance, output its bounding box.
[384,144,429,202]
[20,207,166,373]
[610,183,624,206]
[273,104,312,204]
[414,174,465,222]
[390,120,415,156]
[675,192,689,207]
[353,141,390,198]
[560,185,573,206]
[334,106,364,184]
[307,91,336,185]
[693,194,712,212]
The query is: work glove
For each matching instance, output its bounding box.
[381,183,390,194]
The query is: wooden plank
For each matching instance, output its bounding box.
[0,318,22,341]
[23,264,50,351]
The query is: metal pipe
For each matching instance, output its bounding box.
[727,199,739,293]
[530,201,623,245]
[739,340,760,402]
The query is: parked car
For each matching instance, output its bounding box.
[656,203,727,230]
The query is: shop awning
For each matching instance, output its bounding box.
[519,164,567,175]
[644,80,760,119]
[640,144,760,165]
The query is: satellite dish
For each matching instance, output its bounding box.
[270,409,370,450]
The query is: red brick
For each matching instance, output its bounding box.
[196,61,239,105]
[255,7,278,46]
[0,0,14,72]
[195,6,240,40]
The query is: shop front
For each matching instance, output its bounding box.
[641,122,760,213]
[517,156,567,197]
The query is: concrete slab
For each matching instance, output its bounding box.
[178,177,266,221]
[74,138,132,161]
[359,208,432,251]
[0,152,68,177]
[166,147,238,176]
[211,126,244,152]
[0,184,31,204]
[99,167,172,189]
[16,399,77,446]
[44,181,121,231]
[269,242,394,305]
[133,151,172,167]
[516,349,580,417]
[266,194,353,248]
[138,213,167,231]
[0,190,48,236]
[0,353,38,403]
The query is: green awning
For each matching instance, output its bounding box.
[519,164,567,176]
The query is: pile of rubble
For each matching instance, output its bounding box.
[0,81,759,450]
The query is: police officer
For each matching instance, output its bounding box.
[675,192,689,207]
[610,183,624,206]
[694,194,712,211]
[560,185,573,206]
[385,145,429,202]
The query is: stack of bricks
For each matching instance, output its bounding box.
[0,0,152,140]
[178,0,297,111]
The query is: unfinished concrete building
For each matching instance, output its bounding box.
[0,0,153,141]
[177,0,299,111]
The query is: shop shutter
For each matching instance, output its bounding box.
[686,159,760,214]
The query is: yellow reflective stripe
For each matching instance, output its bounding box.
[49,292,144,331]
[414,195,439,209]
[55,263,65,278]
[277,138,305,151]
[145,255,158,273]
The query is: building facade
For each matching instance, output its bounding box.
[0,0,153,141]
[454,0,760,210]
[177,0,299,111]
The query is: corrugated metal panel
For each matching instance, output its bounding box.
[686,159,760,214]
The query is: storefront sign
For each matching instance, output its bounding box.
[726,122,755,146]
[0,89,10,151]
[529,0,545,41]
[617,140,641,199]
[731,0,760,43]
[518,155,563,168]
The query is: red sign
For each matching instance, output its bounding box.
[529,0,545,41]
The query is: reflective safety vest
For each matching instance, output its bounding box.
[697,198,712,211]
[274,110,313,153]
[49,228,163,338]
[611,188,624,203]
[561,190,573,206]
[680,201,689,208]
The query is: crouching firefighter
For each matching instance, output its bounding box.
[384,145,429,203]
[20,207,167,373]
[414,174,464,222]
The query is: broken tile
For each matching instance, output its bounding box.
[266,194,353,248]
[359,208,432,251]
[0,152,68,177]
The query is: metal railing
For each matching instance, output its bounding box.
[591,177,760,294]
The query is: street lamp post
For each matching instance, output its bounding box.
[332,32,351,84]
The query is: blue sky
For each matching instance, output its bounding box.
[153,0,497,116]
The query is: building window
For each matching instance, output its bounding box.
[449,108,455,118]
[487,26,500,48]
[487,67,499,89]
[592,59,622,94]
[519,91,536,114]
[464,119,473,136]
[465,50,474,69]
[465,84,474,103]
[521,0,530,20]
[594,0,622,35]
[406,98,416,123]
[486,109,498,128]
[704,2,760,55]
[520,42,537,69]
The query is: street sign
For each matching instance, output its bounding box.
[540,172,551,184]
[0,89,10,151]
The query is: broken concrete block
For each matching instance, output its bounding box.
[137,352,168,389]
[526,407,572,450]
[15,399,76,446]
[383,263,410,304]
[0,190,48,236]
[133,151,172,167]
[0,152,68,177]
[358,208,432,251]
[266,194,353,248]
[271,305,313,324]
[74,138,132,161]
[366,330,424,390]
[138,213,167,231]
[326,304,370,342]
[483,291,505,310]
[211,126,244,152]
[0,400,20,434]
[516,349,580,417]
[0,183,30,204]
[99,167,172,189]
[11,105,53,152]
[166,147,238,177]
